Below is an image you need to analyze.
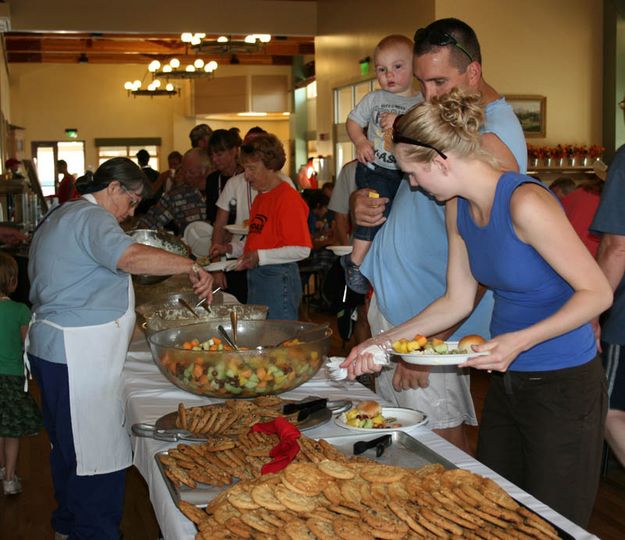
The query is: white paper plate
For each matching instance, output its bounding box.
[335,407,428,433]
[204,260,237,272]
[326,245,353,256]
[225,224,249,236]
[398,341,488,366]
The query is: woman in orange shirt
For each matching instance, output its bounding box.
[234,134,311,320]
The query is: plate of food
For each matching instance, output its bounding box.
[335,400,427,432]
[203,260,237,272]
[224,224,249,236]
[326,245,353,256]
[394,334,488,366]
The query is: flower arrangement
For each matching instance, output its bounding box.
[588,144,606,158]
[527,144,604,166]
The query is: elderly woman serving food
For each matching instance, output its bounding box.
[26,157,213,539]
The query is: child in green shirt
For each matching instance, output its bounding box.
[0,252,42,495]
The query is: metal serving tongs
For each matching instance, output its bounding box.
[194,286,222,312]
[217,324,240,351]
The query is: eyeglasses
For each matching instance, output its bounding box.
[391,115,448,160]
[414,28,473,63]
[121,186,141,208]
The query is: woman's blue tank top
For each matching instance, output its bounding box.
[456,172,595,372]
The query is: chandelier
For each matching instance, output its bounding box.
[122,31,269,97]
[188,33,272,55]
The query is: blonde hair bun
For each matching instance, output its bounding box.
[432,87,483,137]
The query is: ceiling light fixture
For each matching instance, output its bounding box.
[123,78,178,97]
[190,34,271,56]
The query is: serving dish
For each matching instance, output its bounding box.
[147,320,331,398]
[335,407,428,433]
[399,340,488,366]
[128,229,189,285]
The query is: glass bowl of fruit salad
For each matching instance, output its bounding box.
[147,320,332,398]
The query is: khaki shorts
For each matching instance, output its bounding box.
[368,295,477,430]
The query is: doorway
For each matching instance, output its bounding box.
[31,141,86,196]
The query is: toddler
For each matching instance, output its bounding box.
[342,34,421,293]
[0,252,42,495]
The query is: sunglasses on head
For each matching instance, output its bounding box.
[414,28,473,63]
[391,114,448,160]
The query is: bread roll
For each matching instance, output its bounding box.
[458,334,485,353]
[356,400,381,418]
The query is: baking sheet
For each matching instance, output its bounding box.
[155,450,231,507]
[323,430,456,470]
[146,403,332,443]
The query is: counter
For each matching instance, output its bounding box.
[122,327,596,540]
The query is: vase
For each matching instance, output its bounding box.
[568,157,577,168]
[557,157,565,168]
[582,156,590,167]
[544,157,552,167]
[531,158,540,168]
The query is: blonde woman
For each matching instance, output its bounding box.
[343,89,611,526]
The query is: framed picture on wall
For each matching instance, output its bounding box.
[505,95,546,138]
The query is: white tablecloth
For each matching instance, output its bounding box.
[122,328,596,540]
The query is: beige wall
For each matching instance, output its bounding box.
[10,63,189,169]
[313,0,603,162]
[314,0,434,156]
[436,0,603,145]
[9,63,293,170]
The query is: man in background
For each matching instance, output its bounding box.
[134,149,160,214]
[138,148,208,234]
[189,124,212,151]
[56,160,77,204]
[590,96,625,470]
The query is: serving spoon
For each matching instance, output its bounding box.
[177,297,200,319]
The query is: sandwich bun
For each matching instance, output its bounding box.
[458,334,486,353]
[356,400,381,418]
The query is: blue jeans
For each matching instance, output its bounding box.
[247,263,302,320]
[29,354,126,540]
[353,161,404,241]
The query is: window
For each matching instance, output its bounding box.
[333,78,377,175]
[31,141,86,196]
[95,138,162,171]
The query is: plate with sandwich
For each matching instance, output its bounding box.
[393,334,489,366]
[335,400,427,433]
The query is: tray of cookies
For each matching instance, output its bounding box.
[177,458,565,539]
[134,396,338,443]
[155,432,350,506]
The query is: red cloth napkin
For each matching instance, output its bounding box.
[251,417,301,474]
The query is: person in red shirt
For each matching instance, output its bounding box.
[234,134,311,320]
[56,160,78,204]
[561,177,603,257]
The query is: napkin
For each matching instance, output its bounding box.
[326,344,390,381]
[251,417,301,474]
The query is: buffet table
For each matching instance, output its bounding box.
[122,327,596,540]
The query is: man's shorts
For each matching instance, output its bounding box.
[368,295,478,430]
[602,341,625,411]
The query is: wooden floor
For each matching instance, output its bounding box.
[2,307,625,539]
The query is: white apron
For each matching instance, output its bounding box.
[27,278,136,475]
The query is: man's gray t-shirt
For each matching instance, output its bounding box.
[28,198,135,363]
[328,160,357,215]
[591,144,625,344]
